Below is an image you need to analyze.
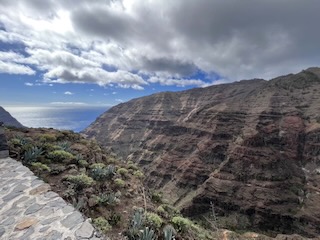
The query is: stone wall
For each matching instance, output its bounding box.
[0,122,9,158]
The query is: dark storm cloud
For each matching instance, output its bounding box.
[71,5,133,42]
[141,57,197,77]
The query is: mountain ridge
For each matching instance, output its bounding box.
[84,67,320,237]
[0,106,24,128]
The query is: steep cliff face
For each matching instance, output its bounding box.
[0,123,9,158]
[0,106,24,128]
[84,68,320,237]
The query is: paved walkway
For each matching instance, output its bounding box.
[0,157,103,240]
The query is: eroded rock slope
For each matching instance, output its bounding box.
[84,67,320,237]
[0,106,23,128]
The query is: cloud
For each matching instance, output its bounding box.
[0,0,320,87]
[64,91,74,95]
[140,57,197,77]
[148,76,206,87]
[0,51,35,75]
[25,82,34,86]
[0,61,35,75]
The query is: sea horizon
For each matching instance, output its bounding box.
[4,106,108,132]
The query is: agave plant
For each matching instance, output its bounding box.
[98,192,119,206]
[23,146,44,164]
[125,209,145,240]
[57,141,71,151]
[140,227,156,240]
[15,135,29,145]
[106,164,116,178]
[163,225,175,240]
[90,164,116,181]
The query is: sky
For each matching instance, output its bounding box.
[0,0,320,107]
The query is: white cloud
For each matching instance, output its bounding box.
[25,82,34,86]
[148,76,206,87]
[0,61,35,75]
[0,51,35,75]
[64,91,74,95]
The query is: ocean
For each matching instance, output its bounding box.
[5,106,108,132]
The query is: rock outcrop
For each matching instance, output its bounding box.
[0,122,9,158]
[0,106,24,128]
[84,67,320,237]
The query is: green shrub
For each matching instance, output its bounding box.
[171,216,193,233]
[151,191,163,203]
[49,164,66,175]
[106,156,117,164]
[41,143,58,152]
[31,162,50,172]
[78,159,89,167]
[90,163,106,169]
[117,168,129,176]
[114,178,125,188]
[65,174,94,189]
[9,138,22,146]
[38,134,57,142]
[133,170,144,178]
[12,135,29,145]
[156,205,166,216]
[48,150,74,163]
[158,204,180,217]
[108,212,122,226]
[146,212,163,229]
[127,163,138,171]
[93,217,112,233]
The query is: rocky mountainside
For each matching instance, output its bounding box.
[0,106,23,128]
[84,67,320,237]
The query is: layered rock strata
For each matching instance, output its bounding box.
[84,67,320,237]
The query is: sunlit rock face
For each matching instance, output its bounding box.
[84,68,320,237]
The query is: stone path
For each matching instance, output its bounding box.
[0,157,104,240]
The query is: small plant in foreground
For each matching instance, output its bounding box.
[117,167,129,177]
[57,141,71,151]
[23,146,44,164]
[108,212,122,226]
[97,192,119,206]
[151,191,163,203]
[65,174,94,189]
[171,216,193,233]
[90,163,115,181]
[31,162,50,173]
[93,217,112,233]
[146,212,163,230]
[48,150,74,163]
[114,178,125,188]
[78,159,89,167]
[133,170,144,178]
[163,225,176,240]
[140,227,156,240]
[125,209,145,240]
